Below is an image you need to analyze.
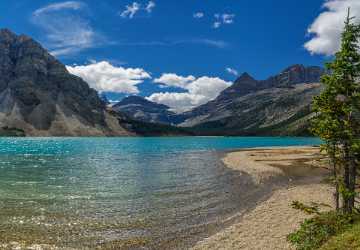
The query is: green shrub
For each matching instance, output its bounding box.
[287,212,358,250]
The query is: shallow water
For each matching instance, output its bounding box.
[0,137,320,249]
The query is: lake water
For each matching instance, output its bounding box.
[0,137,320,249]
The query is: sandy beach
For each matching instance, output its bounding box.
[193,146,334,250]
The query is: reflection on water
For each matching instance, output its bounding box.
[0,137,320,249]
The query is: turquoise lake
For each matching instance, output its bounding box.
[0,137,320,249]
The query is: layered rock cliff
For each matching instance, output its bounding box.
[0,29,130,136]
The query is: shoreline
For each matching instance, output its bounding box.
[192,146,334,250]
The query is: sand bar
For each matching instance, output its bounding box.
[193,146,334,250]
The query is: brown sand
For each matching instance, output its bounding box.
[192,146,334,250]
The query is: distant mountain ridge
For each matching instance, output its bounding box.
[118,64,325,135]
[220,64,323,99]
[178,64,324,135]
[112,96,177,124]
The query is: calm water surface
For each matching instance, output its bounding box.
[0,137,320,249]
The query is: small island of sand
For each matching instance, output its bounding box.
[193,146,334,250]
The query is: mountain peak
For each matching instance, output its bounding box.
[0,28,41,48]
[0,28,18,42]
[275,64,324,85]
[217,72,259,99]
[237,72,256,82]
[232,72,258,89]
[0,28,130,136]
[0,28,15,35]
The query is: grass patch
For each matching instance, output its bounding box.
[320,222,360,250]
[288,211,360,250]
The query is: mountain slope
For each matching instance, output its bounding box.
[112,96,177,124]
[178,65,324,135]
[0,29,130,136]
[184,83,322,135]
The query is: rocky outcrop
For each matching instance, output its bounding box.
[261,64,324,88]
[112,96,178,124]
[0,29,130,136]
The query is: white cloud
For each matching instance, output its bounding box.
[148,74,231,112]
[33,1,84,16]
[145,1,156,13]
[193,39,229,48]
[226,67,238,76]
[222,14,235,24]
[305,0,360,55]
[66,61,151,94]
[32,1,102,56]
[186,77,231,99]
[120,1,156,18]
[213,13,235,29]
[148,92,207,112]
[213,22,221,29]
[115,38,229,49]
[154,74,196,88]
[172,39,229,48]
[120,2,141,18]
[193,12,204,18]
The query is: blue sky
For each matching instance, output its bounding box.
[1,0,358,111]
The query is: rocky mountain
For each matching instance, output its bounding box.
[177,64,325,135]
[111,65,324,136]
[0,28,131,136]
[112,96,178,124]
[0,28,325,137]
[218,64,324,100]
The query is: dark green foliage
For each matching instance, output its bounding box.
[0,127,25,137]
[289,10,360,250]
[288,212,359,250]
[311,9,360,213]
[112,110,193,136]
[123,119,193,136]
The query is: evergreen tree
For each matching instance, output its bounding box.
[312,9,360,213]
